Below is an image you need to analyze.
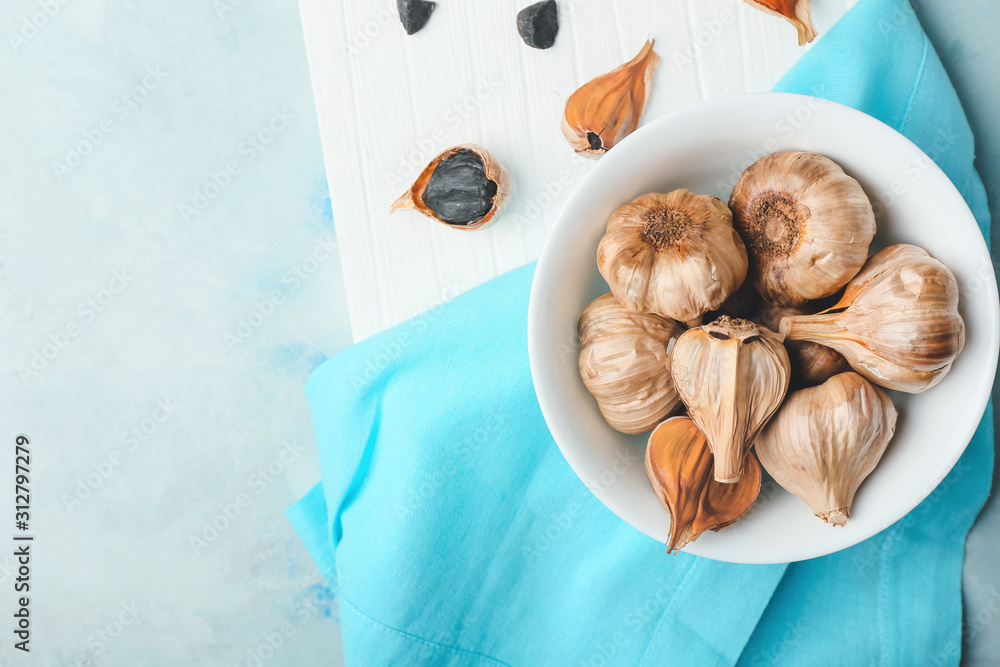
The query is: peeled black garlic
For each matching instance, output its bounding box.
[517,0,559,50]
[757,301,849,388]
[779,244,965,393]
[578,293,685,434]
[391,144,510,230]
[597,190,748,324]
[730,151,875,307]
[645,417,761,554]
[670,317,790,483]
[397,0,436,35]
[562,39,659,158]
[755,372,897,526]
[743,0,817,45]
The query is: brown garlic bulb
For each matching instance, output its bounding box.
[390,144,510,230]
[578,293,685,434]
[743,0,817,45]
[755,372,898,526]
[645,417,761,553]
[670,317,790,483]
[597,190,748,324]
[780,244,965,393]
[756,301,849,388]
[730,151,875,307]
[562,39,659,158]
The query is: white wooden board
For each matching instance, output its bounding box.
[298,0,856,342]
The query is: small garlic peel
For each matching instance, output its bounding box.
[391,144,510,230]
[779,244,965,393]
[743,0,817,45]
[645,417,761,554]
[754,372,897,526]
[562,39,659,158]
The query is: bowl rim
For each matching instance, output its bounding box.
[527,91,1000,563]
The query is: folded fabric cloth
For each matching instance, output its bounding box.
[287,0,994,664]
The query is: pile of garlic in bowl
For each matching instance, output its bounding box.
[577,149,964,554]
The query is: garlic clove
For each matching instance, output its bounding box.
[730,151,876,307]
[561,39,659,158]
[743,0,817,45]
[391,144,510,230]
[516,0,559,50]
[597,189,748,323]
[754,372,898,526]
[578,293,685,434]
[397,0,436,35]
[670,316,790,483]
[779,244,965,393]
[645,417,762,553]
[756,300,850,388]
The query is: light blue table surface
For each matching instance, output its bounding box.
[0,1,997,665]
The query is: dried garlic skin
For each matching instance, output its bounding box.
[756,301,849,388]
[670,317,790,483]
[743,0,817,45]
[730,151,875,307]
[598,189,748,324]
[390,144,511,230]
[578,293,684,434]
[561,39,659,158]
[755,372,897,526]
[645,417,761,554]
[779,244,965,393]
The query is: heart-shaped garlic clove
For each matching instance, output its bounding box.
[561,39,659,158]
[645,417,761,554]
[754,372,898,526]
[743,0,817,45]
[779,244,965,393]
[670,316,790,483]
[578,293,685,434]
[598,189,748,324]
[730,151,876,307]
[390,144,510,230]
[756,300,850,388]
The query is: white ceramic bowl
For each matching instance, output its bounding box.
[528,93,999,564]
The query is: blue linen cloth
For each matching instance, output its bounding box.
[287,0,994,663]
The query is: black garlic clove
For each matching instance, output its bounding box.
[397,0,436,35]
[390,144,511,231]
[516,0,559,49]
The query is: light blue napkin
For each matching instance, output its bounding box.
[287,0,993,664]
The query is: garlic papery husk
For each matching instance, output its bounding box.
[743,0,817,45]
[730,151,875,306]
[756,301,849,388]
[754,372,898,526]
[597,190,748,324]
[561,39,659,158]
[670,316,790,483]
[779,244,966,393]
[578,293,685,434]
[645,417,761,554]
